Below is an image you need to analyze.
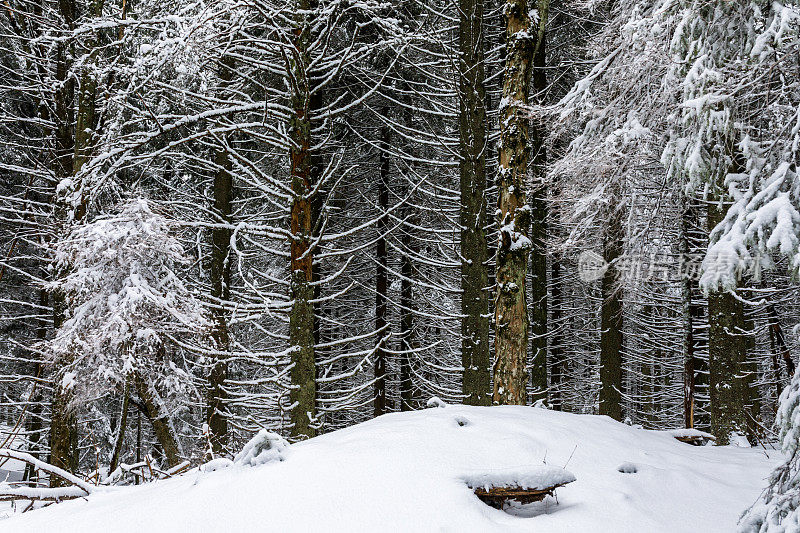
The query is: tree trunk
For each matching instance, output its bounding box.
[374,123,390,418]
[49,0,78,487]
[550,257,563,410]
[458,0,491,406]
[493,0,536,406]
[109,384,130,473]
[767,304,795,378]
[132,372,181,468]
[680,193,702,428]
[707,286,749,443]
[288,0,316,439]
[599,203,623,421]
[206,53,235,455]
[529,8,549,404]
[399,91,416,412]
[707,164,750,444]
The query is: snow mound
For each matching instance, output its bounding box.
[464,465,575,491]
[666,428,716,440]
[0,406,781,533]
[426,396,447,408]
[233,429,290,466]
[199,458,233,473]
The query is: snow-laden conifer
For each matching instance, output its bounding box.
[741,363,800,531]
[48,198,208,407]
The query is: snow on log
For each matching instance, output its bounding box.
[464,465,576,507]
[665,429,716,446]
[0,485,89,502]
[0,449,94,494]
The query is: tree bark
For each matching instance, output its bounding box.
[767,304,795,378]
[599,203,623,421]
[493,0,536,406]
[287,0,316,439]
[132,372,181,468]
[374,123,390,418]
[399,91,415,412]
[206,53,235,455]
[49,0,78,487]
[707,156,750,444]
[529,9,549,404]
[458,0,491,406]
[680,193,705,428]
[109,384,130,473]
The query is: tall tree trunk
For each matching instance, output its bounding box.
[680,193,702,428]
[549,256,563,410]
[399,89,416,412]
[493,0,537,406]
[206,54,235,455]
[49,0,78,487]
[399,234,414,411]
[458,0,491,406]
[707,285,749,443]
[72,0,103,188]
[374,123,390,418]
[599,203,623,421]
[707,156,750,444]
[288,0,316,439]
[529,7,549,404]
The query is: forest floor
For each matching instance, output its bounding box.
[0,405,781,532]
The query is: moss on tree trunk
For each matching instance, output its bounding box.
[458,0,491,406]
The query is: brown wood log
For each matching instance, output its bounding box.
[473,482,569,508]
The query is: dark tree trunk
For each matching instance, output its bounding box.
[707,286,749,444]
[529,14,548,404]
[399,90,416,412]
[680,193,704,428]
[599,203,623,421]
[49,0,78,487]
[768,304,795,378]
[206,53,235,455]
[133,372,181,467]
[549,257,563,410]
[707,155,750,444]
[458,0,491,406]
[374,123,390,418]
[288,0,317,439]
[109,384,130,473]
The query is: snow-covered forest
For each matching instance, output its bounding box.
[1,0,800,530]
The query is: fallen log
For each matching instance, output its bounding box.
[0,449,93,505]
[0,486,88,502]
[465,465,576,509]
[473,483,571,508]
[0,449,94,493]
[666,429,716,446]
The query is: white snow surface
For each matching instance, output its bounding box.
[463,465,575,492]
[0,406,781,532]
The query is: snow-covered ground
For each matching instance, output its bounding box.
[0,425,29,521]
[0,406,781,532]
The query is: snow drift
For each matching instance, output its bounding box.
[0,406,780,532]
